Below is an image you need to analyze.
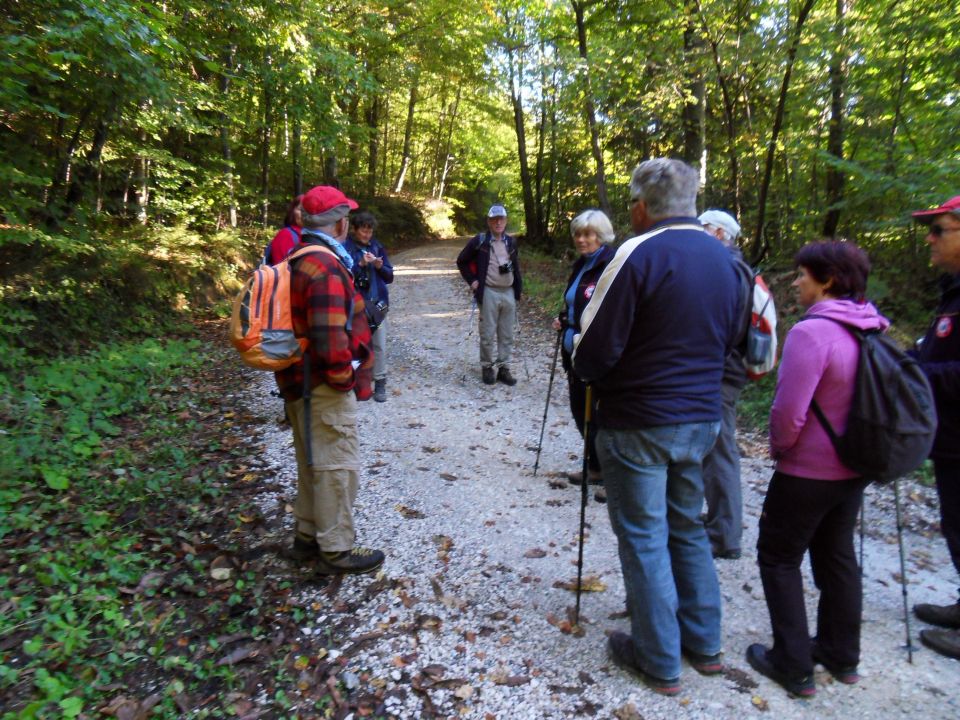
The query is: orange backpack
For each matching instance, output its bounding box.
[229,245,335,370]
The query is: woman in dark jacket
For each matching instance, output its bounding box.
[552,210,616,497]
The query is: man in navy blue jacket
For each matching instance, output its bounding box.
[573,159,743,695]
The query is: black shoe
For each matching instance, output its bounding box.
[608,631,681,696]
[284,533,319,562]
[374,378,387,403]
[496,366,517,386]
[682,647,725,675]
[482,367,496,385]
[914,602,960,629]
[712,547,742,560]
[920,628,960,660]
[317,546,385,575]
[811,642,859,684]
[746,644,815,698]
[567,469,603,487]
[593,487,607,504]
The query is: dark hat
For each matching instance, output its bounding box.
[911,195,960,225]
[301,185,359,216]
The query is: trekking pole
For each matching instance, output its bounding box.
[859,494,865,575]
[460,299,477,383]
[533,329,562,477]
[574,384,592,627]
[893,478,914,662]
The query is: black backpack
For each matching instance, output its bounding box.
[808,316,937,483]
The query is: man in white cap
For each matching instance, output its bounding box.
[698,209,747,560]
[909,195,960,659]
[457,204,523,385]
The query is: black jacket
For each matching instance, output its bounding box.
[456,231,522,305]
[559,245,615,372]
[917,274,960,460]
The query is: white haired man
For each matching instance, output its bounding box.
[574,160,744,694]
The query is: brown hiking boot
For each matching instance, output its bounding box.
[914,602,960,629]
[283,533,320,562]
[316,547,385,575]
[920,628,960,660]
[567,469,603,487]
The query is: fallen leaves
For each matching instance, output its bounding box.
[523,548,548,558]
[216,644,260,666]
[553,575,607,593]
[546,612,586,637]
[395,504,425,519]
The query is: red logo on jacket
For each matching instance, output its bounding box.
[936,316,953,338]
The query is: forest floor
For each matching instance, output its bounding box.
[205,241,957,719]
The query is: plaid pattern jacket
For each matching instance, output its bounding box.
[275,241,373,401]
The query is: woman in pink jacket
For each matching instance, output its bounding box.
[747,240,888,698]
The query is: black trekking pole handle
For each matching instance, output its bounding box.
[533,329,563,477]
[574,384,592,627]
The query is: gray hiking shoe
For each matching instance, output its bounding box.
[317,547,385,575]
[374,378,387,403]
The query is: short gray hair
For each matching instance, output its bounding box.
[570,209,615,244]
[301,205,350,229]
[629,159,699,219]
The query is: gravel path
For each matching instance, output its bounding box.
[247,242,959,719]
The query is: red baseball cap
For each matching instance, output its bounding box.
[911,195,960,225]
[301,185,359,216]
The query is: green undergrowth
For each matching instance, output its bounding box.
[0,335,263,718]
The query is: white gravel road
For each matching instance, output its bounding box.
[246,242,959,719]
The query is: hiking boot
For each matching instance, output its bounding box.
[482,367,496,385]
[683,647,725,675]
[811,642,859,684]
[567,469,603,487]
[374,378,387,403]
[746,644,815,698]
[496,366,517,386]
[920,628,960,660]
[594,486,607,504]
[316,546,385,576]
[608,630,681,696]
[284,533,320,562]
[914,602,960,629]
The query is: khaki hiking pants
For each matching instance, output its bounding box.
[479,286,516,370]
[286,384,359,553]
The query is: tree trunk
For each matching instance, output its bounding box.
[220,44,237,228]
[366,92,380,197]
[292,115,303,196]
[507,41,539,242]
[437,87,461,200]
[822,0,847,237]
[748,0,816,263]
[260,81,272,228]
[59,115,110,224]
[572,1,612,218]
[681,3,706,190]
[393,71,419,193]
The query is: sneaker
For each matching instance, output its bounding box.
[482,367,496,385]
[608,631,681,696]
[317,547,385,575]
[374,378,387,403]
[594,486,607,504]
[683,647,725,675]
[811,643,859,684]
[284,533,320,562]
[920,628,960,660]
[496,366,517,386]
[567,469,603,487]
[914,602,960,629]
[746,644,815,698]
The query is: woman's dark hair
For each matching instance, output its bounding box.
[794,240,871,300]
[351,210,378,229]
[284,195,303,226]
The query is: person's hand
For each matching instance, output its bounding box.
[373,256,383,269]
[552,318,561,331]
[470,280,479,291]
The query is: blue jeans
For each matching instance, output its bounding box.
[597,422,722,680]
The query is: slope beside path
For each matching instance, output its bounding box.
[241,242,958,719]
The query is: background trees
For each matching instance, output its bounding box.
[2,0,957,288]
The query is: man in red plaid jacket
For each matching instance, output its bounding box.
[277,185,384,576]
